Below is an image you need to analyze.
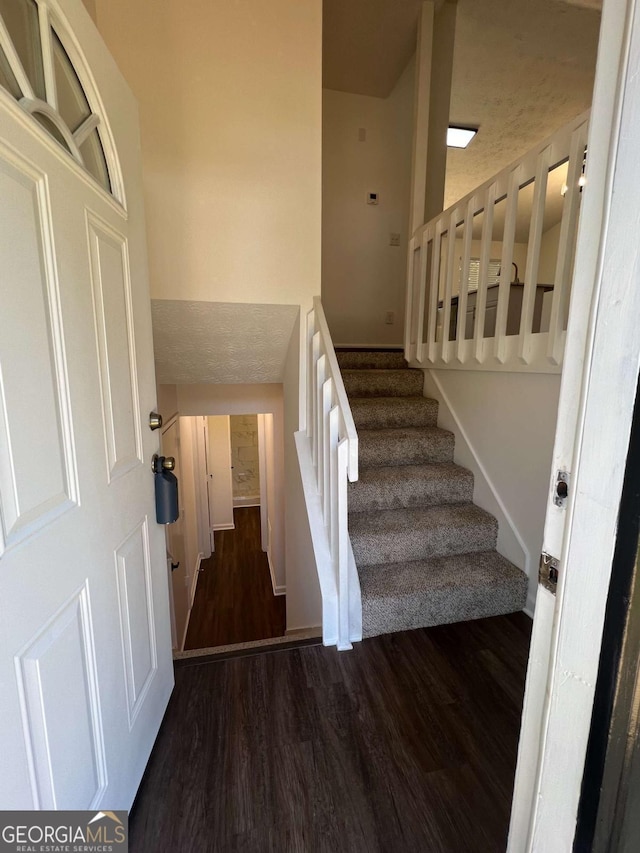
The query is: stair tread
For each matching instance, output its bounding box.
[358,425,454,466]
[353,461,471,483]
[350,395,436,406]
[349,502,495,536]
[359,550,526,597]
[342,368,424,398]
[336,350,407,370]
[349,462,473,513]
[350,502,498,566]
[358,551,528,638]
[350,396,438,428]
[359,425,452,440]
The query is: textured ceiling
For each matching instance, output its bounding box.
[323,0,600,208]
[445,0,600,207]
[152,301,298,385]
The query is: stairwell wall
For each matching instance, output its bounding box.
[424,369,561,613]
[283,313,323,632]
[322,59,414,347]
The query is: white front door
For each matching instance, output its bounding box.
[0,0,173,809]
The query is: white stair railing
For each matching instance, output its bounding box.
[405,110,590,373]
[306,297,358,650]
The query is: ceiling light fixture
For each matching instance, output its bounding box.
[447,126,478,149]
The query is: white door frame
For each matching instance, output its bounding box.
[193,416,212,559]
[509,0,640,847]
[258,413,269,552]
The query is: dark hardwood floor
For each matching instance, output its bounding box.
[184,507,286,650]
[131,612,532,852]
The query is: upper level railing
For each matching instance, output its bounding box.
[306,297,358,650]
[405,110,590,373]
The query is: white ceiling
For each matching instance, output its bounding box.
[323,0,601,207]
[152,301,298,385]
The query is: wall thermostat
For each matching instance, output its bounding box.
[367,192,379,205]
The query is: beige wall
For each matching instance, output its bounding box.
[94,0,321,307]
[322,60,414,346]
[426,369,561,613]
[81,0,97,23]
[156,383,178,423]
[538,221,562,285]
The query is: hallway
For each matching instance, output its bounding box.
[184,507,286,650]
[131,612,531,852]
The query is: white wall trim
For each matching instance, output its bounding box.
[233,496,260,508]
[426,369,533,609]
[334,342,404,350]
[193,417,212,560]
[294,431,338,645]
[180,552,203,651]
[267,550,286,596]
[189,553,202,608]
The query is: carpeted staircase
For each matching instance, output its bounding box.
[337,349,528,639]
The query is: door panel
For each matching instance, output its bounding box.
[0,150,77,553]
[16,583,107,810]
[87,212,143,481]
[114,518,158,726]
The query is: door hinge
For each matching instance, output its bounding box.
[539,552,560,594]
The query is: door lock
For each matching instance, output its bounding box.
[539,552,560,594]
[554,470,570,508]
[151,454,175,473]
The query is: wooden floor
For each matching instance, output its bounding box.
[184,507,286,650]
[131,612,532,852]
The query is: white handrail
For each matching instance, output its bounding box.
[405,110,590,373]
[306,297,359,650]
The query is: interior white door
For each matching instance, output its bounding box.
[161,418,189,649]
[0,0,173,809]
[206,415,234,531]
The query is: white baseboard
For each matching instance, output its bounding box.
[267,549,286,596]
[285,626,322,637]
[233,496,260,508]
[180,553,203,652]
[334,342,404,350]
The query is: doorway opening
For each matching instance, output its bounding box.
[162,411,286,653]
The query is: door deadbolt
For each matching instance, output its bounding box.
[149,411,163,431]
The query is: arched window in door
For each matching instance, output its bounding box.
[0,0,122,201]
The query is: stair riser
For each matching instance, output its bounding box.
[351,519,497,567]
[349,471,473,513]
[343,370,424,398]
[359,432,454,467]
[351,398,438,430]
[362,583,528,638]
[337,351,407,370]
